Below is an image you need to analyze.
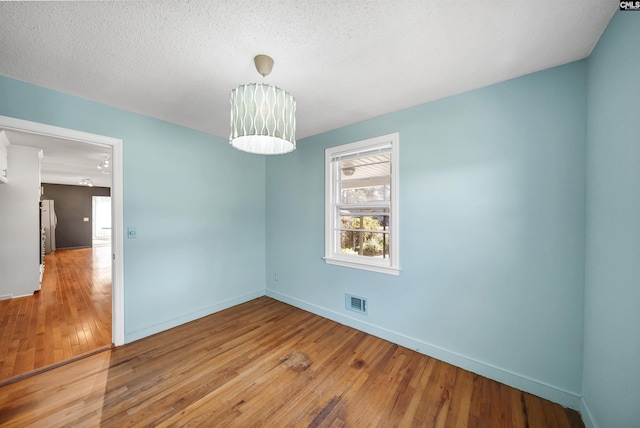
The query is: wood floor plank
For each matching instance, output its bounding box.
[0,247,112,383]
[524,391,549,428]
[445,367,474,428]
[0,297,584,427]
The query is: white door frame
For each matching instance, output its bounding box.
[0,115,125,346]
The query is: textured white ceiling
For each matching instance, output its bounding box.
[0,1,617,188]
[0,1,617,141]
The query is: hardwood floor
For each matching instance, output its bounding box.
[0,297,584,427]
[0,246,112,383]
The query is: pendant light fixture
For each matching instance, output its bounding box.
[229,55,296,155]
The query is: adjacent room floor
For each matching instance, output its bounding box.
[0,246,112,384]
[0,296,584,427]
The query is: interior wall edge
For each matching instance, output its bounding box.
[266,288,582,411]
[124,289,266,343]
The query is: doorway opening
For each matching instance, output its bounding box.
[0,115,124,350]
[92,196,112,247]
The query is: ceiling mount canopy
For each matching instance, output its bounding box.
[254,54,274,77]
[229,54,296,155]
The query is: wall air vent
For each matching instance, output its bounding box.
[345,294,367,315]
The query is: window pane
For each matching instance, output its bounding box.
[339,231,389,258]
[338,214,389,258]
[340,154,390,180]
[341,185,390,203]
[339,214,389,231]
[339,207,389,217]
[340,154,391,204]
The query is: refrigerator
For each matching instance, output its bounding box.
[41,199,57,254]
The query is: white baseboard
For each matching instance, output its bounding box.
[266,289,583,411]
[580,397,599,428]
[1,292,34,300]
[124,289,265,343]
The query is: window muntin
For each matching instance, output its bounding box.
[325,133,399,275]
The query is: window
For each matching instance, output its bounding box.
[324,133,399,275]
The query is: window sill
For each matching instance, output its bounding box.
[323,256,400,276]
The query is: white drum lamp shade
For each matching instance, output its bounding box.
[230,83,296,155]
[229,55,296,155]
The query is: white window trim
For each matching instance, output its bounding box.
[324,133,400,275]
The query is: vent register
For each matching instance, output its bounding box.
[345,294,367,315]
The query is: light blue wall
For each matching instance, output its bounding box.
[0,76,266,342]
[266,61,587,407]
[583,11,640,428]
